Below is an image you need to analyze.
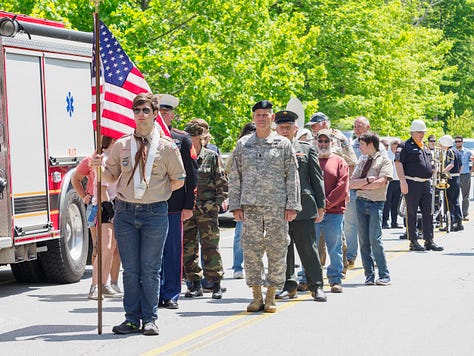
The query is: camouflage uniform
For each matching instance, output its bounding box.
[229,132,301,288]
[183,147,228,283]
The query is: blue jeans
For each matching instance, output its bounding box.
[356,198,389,280]
[160,212,182,303]
[232,221,244,272]
[114,200,168,325]
[315,213,344,285]
[344,189,358,261]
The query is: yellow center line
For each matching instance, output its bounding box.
[143,229,447,355]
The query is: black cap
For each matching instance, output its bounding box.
[275,110,298,124]
[306,112,329,126]
[252,100,273,112]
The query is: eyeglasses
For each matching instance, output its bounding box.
[318,139,329,143]
[455,140,462,143]
[428,140,436,142]
[133,107,152,114]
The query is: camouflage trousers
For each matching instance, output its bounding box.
[241,205,290,288]
[183,202,224,283]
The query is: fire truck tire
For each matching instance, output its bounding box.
[40,189,88,283]
[11,260,47,283]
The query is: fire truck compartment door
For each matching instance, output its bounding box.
[5,52,49,232]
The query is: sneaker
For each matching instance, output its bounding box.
[185,280,203,298]
[102,284,122,298]
[365,276,375,286]
[330,283,343,293]
[88,285,103,300]
[233,271,244,279]
[111,283,123,295]
[142,321,159,336]
[376,277,391,286]
[112,320,140,334]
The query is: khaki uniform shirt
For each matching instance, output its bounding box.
[352,151,393,202]
[103,130,185,203]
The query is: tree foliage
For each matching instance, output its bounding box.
[1,0,471,148]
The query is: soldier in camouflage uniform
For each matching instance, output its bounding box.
[183,119,228,299]
[229,100,301,313]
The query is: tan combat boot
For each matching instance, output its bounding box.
[264,286,277,313]
[246,286,264,312]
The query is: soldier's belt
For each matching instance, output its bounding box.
[405,176,431,182]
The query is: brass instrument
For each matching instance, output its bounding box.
[431,143,450,190]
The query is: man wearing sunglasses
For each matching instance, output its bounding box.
[92,93,186,335]
[454,136,473,220]
[314,129,349,293]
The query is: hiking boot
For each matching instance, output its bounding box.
[185,280,203,298]
[297,282,308,291]
[112,320,140,334]
[211,281,223,299]
[264,286,277,313]
[142,321,159,336]
[247,286,264,312]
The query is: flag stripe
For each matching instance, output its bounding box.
[92,21,170,139]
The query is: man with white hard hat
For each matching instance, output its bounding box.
[439,134,463,231]
[394,119,443,252]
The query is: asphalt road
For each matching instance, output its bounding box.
[1,211,473,356]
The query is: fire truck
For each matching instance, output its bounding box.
[0,12,95,283]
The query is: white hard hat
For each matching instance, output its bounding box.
[439,135,454,147]
[410,119,427,132]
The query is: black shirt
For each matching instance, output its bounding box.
[396,137,433,179]
[167,128,198,212]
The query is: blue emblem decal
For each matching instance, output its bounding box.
[66,92,74,118]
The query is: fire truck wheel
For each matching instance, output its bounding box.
[40,189,88,283]
[11,259,47,283]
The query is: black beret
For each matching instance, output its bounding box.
[306,112,329,125]
[275,110,298,124]
[252,100,273,112]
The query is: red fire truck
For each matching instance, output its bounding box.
[0,12,94,283]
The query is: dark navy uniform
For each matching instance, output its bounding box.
[445,148,463,229]
[395,138,434,245]
[159,127,198,306]
[282,140,326,296]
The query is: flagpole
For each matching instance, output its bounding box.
[94,0,103,335]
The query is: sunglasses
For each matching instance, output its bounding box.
[318,139,329,143]
[428,140,436,142]
[133,107,152,114]
[455,140,462,143]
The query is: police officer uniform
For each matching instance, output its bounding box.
[274,110,327,302]
[395,120,443,251]
[157,95,199,309]
[440,135,463,231]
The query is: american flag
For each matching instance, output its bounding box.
[92,21,170,139]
